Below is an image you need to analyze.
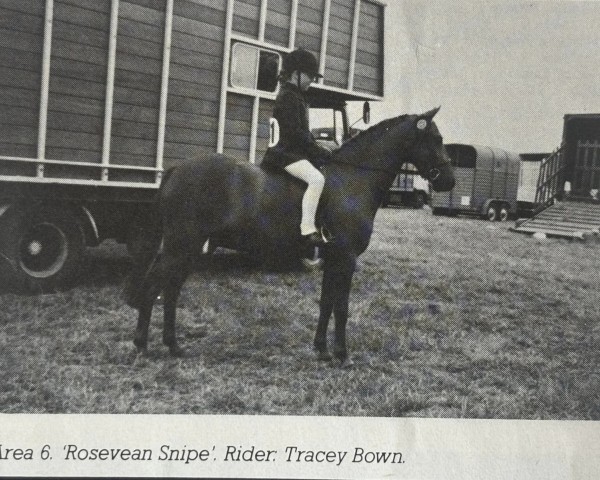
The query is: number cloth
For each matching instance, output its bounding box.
[262,82,331,169]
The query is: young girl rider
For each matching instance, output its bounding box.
[262,48,332,246]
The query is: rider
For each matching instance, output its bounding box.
[262,48,332,246]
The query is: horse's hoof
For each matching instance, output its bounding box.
[316,350,333,361]
[169,345,186,358]
[133,339,147,354]
[340,358,354,369]
[135,346,148,357]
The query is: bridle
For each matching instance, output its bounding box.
[413,119,443,181]
[327,120,445,181]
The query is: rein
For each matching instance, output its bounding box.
[327,157,442,181]
[326,157,397,176]
[327,124,443,182]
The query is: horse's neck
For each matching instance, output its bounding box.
[325,153,397,216]
[335,120,407,171]
[330,137,401,192]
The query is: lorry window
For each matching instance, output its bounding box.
[446,144,477,168]
[310,109,344,146]
[230,43,280,93]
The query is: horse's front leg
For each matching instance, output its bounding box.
[134,302,154,355]
[314,261,336,361]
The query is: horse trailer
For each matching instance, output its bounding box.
[430,143,522,221]
[0,0,385,290]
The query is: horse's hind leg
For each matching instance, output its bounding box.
[333,273,353,367]
[161,253,191,357]
[331,250,356,367]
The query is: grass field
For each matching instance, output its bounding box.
[1,207,599,418]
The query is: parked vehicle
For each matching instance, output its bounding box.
[516,153,547,217]
[512,113,600,238]
[0,0,385,290]
[558,113,600,199]
[430,144,521,221]
[311,125,364,151]
[430,144,549,221]
[383,163,429,208]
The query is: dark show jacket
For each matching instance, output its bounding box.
[262,82,331,169]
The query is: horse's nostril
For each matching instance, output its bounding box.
[429,168,440,181]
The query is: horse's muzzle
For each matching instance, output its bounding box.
[430,165,455,192]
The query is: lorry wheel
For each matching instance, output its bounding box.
[486,205,498,221]
[498,205,509,222]
[0,206,85,292]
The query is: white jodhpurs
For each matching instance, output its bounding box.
[284,159,325,235]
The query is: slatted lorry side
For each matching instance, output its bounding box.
[0,0,385,290]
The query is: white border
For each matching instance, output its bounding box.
[1,415,599,479]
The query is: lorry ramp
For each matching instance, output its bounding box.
[512,200,600,239]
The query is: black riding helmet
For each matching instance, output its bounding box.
[282,48,323,79]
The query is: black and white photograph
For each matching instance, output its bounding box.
[0,0,599,478]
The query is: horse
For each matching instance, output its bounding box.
[125,107,454,366]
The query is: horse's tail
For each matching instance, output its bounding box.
[123,168,174,309]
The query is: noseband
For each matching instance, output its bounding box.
[428,168,441,182]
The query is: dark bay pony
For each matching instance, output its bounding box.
[125,107,454,366]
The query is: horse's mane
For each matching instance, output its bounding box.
[335,114,411,156]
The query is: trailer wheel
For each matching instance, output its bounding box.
[498,205,509,222]
[0,206,85,292]
[486,204,498,222]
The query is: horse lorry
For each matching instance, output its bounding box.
[0,0,384,290]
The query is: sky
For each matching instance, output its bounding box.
[358,0,600,154]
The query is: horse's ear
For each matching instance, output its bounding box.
[416,106,441,130]
[421,106,441,119]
